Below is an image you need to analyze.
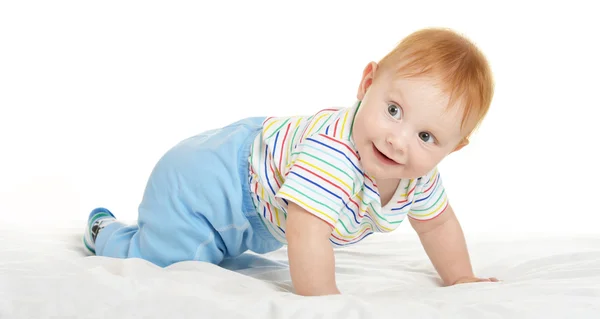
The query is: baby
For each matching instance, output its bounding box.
[83,27,498,296]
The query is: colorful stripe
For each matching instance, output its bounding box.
[248,103,449,246]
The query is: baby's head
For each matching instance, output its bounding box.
[352,28,494,181]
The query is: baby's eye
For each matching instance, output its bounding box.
[419,132,435,143]
[387,104,402,119]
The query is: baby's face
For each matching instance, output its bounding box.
[352,64,469,182]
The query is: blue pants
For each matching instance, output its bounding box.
[95,117,283,267]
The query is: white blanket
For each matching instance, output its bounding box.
[1,224,599,318]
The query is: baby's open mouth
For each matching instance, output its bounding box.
[372,144,401,165]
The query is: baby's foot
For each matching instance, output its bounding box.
[83,207,116,255]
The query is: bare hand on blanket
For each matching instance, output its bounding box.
[452,276,500,285]
[286,202,340,296]
[409,203,500,287]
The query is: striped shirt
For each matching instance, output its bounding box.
[248,104,449,246]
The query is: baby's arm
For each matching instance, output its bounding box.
[409,205,497,286]
[286,202,340,296]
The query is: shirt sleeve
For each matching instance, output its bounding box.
[408,167,449,221]
[275,133,362,228]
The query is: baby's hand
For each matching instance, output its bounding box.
[451,276,500,285]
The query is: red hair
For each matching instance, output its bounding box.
[378,28,495,137]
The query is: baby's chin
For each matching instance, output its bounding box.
[394,168,430,180]
[367,165,424,181]
[363,162,405,181]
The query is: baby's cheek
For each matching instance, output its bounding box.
[410,157,436,177]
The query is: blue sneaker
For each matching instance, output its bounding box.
[83,207,116,255]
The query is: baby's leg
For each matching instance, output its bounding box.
[86,188,226,267]
[82,118,279,267]
[83,136,229,267]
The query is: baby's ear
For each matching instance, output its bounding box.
[452,138,469,152]
[356,62,378,100]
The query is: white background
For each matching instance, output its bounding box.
[1,1,598,236]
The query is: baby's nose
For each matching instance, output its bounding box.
[386,135,408,152]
